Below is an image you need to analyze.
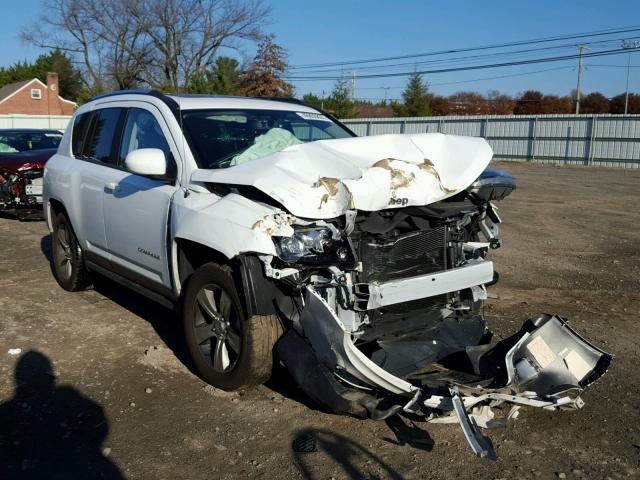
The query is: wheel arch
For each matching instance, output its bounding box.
[46,198,66,232]
[173,237,230,294]
[173,238,278,319]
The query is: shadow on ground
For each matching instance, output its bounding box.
[40,235,197,377]
[0,351,123,479]
[0,210,43,222]
[383,414,434,451]
[292,428,406,480]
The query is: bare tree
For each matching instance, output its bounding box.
[22,0,270,92]
[22,0,106,92]
[580,92,610,114]
[447,91,491,115]
[487,90,516,115]
[86,0,153,89]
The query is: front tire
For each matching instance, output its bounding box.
[183,262,282,391]
[51,212,92,291]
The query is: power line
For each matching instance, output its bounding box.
[587,63,640,67]
[306,61,640,102]
[428,65,575,87]
[306,66,575,100]
[290,36,640,75]
[286,48,636,81]
[289,26,640,70]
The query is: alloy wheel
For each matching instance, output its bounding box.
[54,223,73,280]
[192,284,242,373]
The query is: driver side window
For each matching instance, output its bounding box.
[119,108,176,180]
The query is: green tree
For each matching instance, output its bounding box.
[302,93,322,109]
[210,57,241,95]
[0,49,83,101]
[0,61,36,87]
[32,49,83,100]
[393,72,431,117]
[237,35,294,97]
[324,78,356,118]
[190,57,241,95]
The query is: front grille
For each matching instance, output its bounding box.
[358,226,447,283]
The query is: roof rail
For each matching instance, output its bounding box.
[259,96,310,107]
[87,89,180,118]
[89,89,159,101]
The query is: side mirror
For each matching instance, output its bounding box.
[125,148,166,176]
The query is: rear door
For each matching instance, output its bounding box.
[102,104,180,293]
[72,107,126,266]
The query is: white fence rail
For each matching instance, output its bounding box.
[3,113,638,168]
[0,114,72,131]
[341,114,640,168]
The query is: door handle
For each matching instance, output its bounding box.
[105,182,120,193]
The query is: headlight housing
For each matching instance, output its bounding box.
[467,168,516,202]
[272,227,355,266]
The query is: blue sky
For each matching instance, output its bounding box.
[2,0,640,101]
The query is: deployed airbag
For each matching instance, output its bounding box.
[230,128,302,166]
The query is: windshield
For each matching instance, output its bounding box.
[181,109,354,169]
[0,131,62,153]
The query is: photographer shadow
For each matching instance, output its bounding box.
[0,351,123,480]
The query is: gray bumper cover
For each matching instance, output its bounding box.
[297,287,612,460]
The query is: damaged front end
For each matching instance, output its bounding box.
[0,131,59,220]
[0,164,44,220]
[260,167,611,460]
[191,131,611,459]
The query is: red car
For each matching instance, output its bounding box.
[0,129,63,219]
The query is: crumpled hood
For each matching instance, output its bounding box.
[191,133,493,219]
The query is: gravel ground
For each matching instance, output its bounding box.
[0,161,639,480]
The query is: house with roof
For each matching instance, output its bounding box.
[0,72,76,116]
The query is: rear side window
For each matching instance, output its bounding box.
[83,108,123,164]
[71,112,92,157]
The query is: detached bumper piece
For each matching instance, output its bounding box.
[451,388,496,461]
[279,288,612,460]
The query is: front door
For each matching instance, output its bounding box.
[103,106,180,292]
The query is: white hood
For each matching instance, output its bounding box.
[191,133,493,219]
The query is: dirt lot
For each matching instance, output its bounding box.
[1,162,639,480]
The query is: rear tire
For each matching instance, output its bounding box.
[183,262,282,391]
[51,212,92,291]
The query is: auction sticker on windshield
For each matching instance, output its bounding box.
[295,112,332,122]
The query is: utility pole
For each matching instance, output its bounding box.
[351,71,356,101]
[575,44,589,114]
[621,40,640,114]
[625,50,631,114]
[380,86,390,104]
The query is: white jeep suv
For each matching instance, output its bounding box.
[44,91,610,459]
